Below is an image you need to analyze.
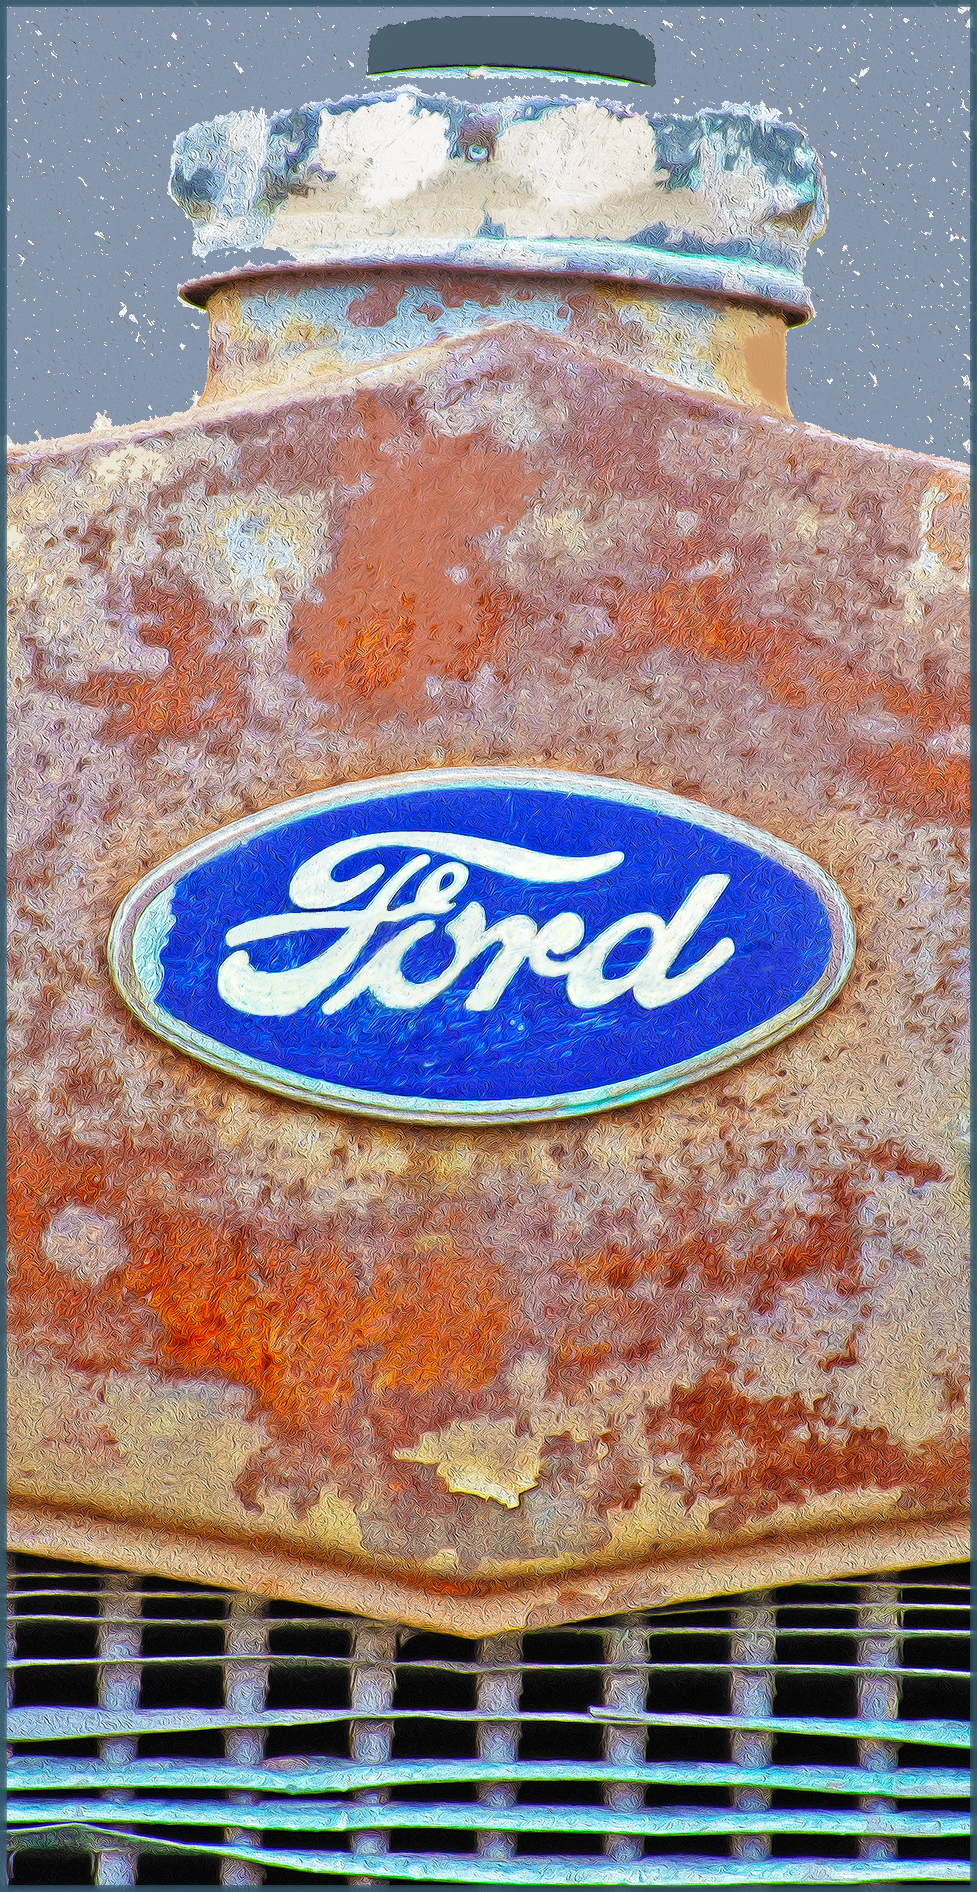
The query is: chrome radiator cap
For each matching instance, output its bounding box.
[170,87,826,317]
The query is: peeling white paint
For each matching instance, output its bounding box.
[396,1419,544,1508]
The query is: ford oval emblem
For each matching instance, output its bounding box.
[108,769,855,1125]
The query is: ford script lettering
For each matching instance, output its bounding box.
[109,769,855,1124]
[217,834,735,1020]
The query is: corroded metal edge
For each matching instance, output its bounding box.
[106,766,856,1127]
[7,1502,969,1636]
[8,342,970,469]
[177,243,815,321]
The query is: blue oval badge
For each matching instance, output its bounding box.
[108,769,855,1124]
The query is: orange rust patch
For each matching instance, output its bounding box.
[606,570,968,823]
[124,1207,522,1513]
[935,1367,969,1411]
[9,1101,967,1535]
[289,393,535,713]
[35,568,249,758]
[850,742,969,824]
[929,483,970,572]
[7,1126,161,1382]
[544,1173,873,1403]
[340,270,527,329]
[345,279,407,329]
[127,1216,516,1422]
[610,571,814,713]
[645,1370,970,1534]
[864,1141,946,1189]
[11,1118,512,1398]
[537,1427,643,1522]
[10,1116,522,1508]
[436,276,510,311]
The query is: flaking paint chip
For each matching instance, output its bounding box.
[395,1420,543,1507]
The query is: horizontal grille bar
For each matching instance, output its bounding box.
[9,1797,971,1837]
[10,1704,969,1744]
[9,1757,971,1797]
[11,1604,969,1627]
[9,1654,966,1675]
[9,1825,970,1883]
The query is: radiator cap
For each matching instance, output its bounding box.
[170,87,827,319]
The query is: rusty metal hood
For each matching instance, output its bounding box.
[7,89,968,1631]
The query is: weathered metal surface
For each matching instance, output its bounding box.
[170,89,825,318]
[186,266,793,415]
[6,89,968,1631]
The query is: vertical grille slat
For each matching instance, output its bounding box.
[475,1632,522,1860]
[601,1619,648,1864]
[856,1581,903,1866]
[6,1567,17,1889]
[95,1572,141,1888]
[7,1557,970,1883]
[348,1621,397,1884]
[222,1593,269,1888]
[729,1591,776,1863]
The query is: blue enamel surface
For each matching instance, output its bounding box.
[148,784,832,1107]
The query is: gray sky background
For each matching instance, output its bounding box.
[7,5,970,459]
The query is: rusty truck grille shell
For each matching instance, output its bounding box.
[6,1553,970,1884]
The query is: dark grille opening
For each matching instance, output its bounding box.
[263,1730,353,1762]
[518,1630,605,1767]
[644,1782,731,1808]
[136,1730,228,1761]
[388,1827,476,1857]
[9,1855,97,1886]
[771,1785,859,1807]
[770,1831,858,1858]
[12,1613,99,1710]
[898,1834,974,1862]
[514,1830,603,1857]
[392,1631,478,1763]
[901,1667,970,1719]
[643,1616,732,1765]
[639,1836,734,1858]
[770,1586,860,1773]
[263,1615,352,1760]
[252,1870,348,1888]
[7,1553,970,1883]
[14,1739,104,1762]
[771,1730,861,1768]
[134,1834,224,1885]
[138,1646,225,1707]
